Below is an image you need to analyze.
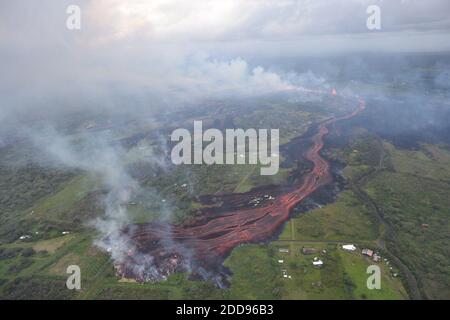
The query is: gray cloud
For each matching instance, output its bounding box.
[1,0,449,123]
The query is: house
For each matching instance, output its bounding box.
[302,247,318,255]
[342,244,356,252]
[362,249,374,257]
[373,254,381,262]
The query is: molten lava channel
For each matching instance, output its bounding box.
[116,98,366,283]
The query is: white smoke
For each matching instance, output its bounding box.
[29,128,138,263]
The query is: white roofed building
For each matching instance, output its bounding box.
[342,244,357,252]
[312,260,324,267]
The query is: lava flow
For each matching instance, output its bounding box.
[116,98,366,283]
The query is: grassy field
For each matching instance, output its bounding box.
[384,141,450,181]
[335,134,450,299]
[363,171,450,299]
[224,242,406,300]
[233,104,315,144]
[279,190,378,242]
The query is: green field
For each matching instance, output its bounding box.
[225,241,407,300]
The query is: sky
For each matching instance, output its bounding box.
[1,0,450,122]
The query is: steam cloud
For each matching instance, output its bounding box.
[22,57,315,281]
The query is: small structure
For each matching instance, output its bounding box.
[62,231,71,235]
[278,260,284,264]
[302,247,318,255]
[342,244,356,252]
[312,260,324,267]
[373,254,381,262]
[362,249,374,257]
[279,248,289,253]
[19,235,31,240]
